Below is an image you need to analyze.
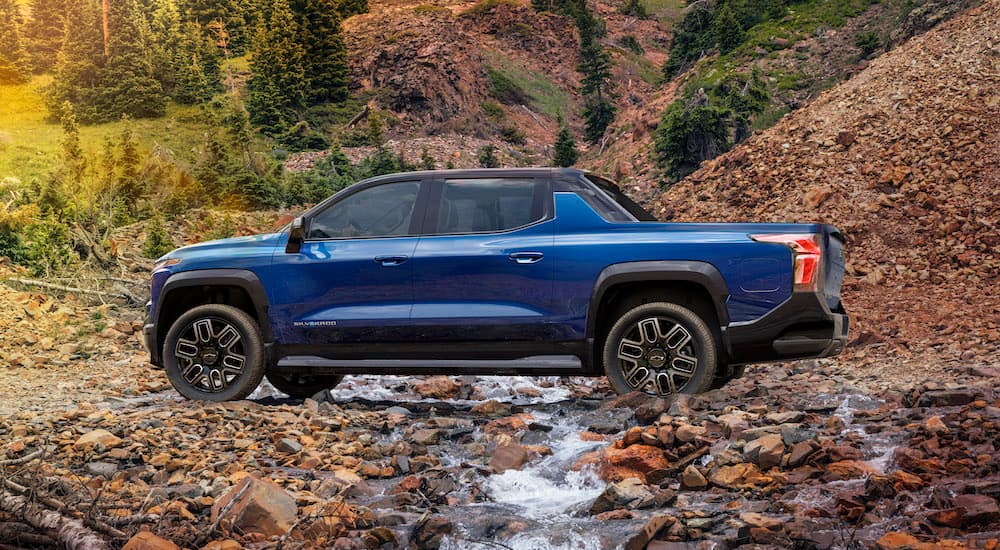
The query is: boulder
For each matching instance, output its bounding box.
[680,465,707,490]
[675,424,706,443]
[210,476,297,538]
[412,376,460,399]
[600,444,670,482]
[470,400,512,417]
[953,493,1000,525]
[589,478,653,514]
[624,514,677,550]
[744,433,785,469]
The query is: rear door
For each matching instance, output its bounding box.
[408,176,557,344]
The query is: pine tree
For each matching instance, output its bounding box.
[247,0,307,135]
[23,0,65,73]
[291,0,349,104]
[172,22,222,104]
[553,117,579,167]
[713,4,744,54]
[334,0,368,18]
[578,40,616,143]
[92,0,167,120]
[0,0,32,84]
[178,0,251,55]
[45,0,104,120]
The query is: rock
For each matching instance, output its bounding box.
[765,411,805,425]
[276,437,302,454]
[787,440,818,467]
[411,428,442,446]
[589,477,653,514]
[483,414,532,437]
[470,400,511,416]
[624,514,677,550]
[675,424,706,443]
[835,130,856,147]
[825,460,881,480]
[953,494,1000,525]
[585,408,634,434]
[385,406,413,416]
[709,463,763,488]
[680,465,708,490]
[743,433,784,469]
[876,532,923,549]
[412,376,460,399]
[740,512,785,530]
[86,461,118,478]
[412,516,453,549]
[74,429,122,450]
[122,532,180,550]
[490,444,529,473]
[916,389,976,407]
[922,415,949,434]
[600,444,670,482]
[199,541,241,550]
[595,509,636,520]
[210,476,297,538]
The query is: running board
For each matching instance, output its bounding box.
[273,355,584,376]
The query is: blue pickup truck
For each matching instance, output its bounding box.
[144,168,848,401]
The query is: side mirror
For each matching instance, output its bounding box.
[286,217,305,254]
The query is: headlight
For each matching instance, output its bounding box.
[153,258,182,271]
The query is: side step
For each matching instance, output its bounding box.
[273,355,584,376]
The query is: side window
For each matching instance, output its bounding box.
[307,181,420,239]
[435,178,544,234]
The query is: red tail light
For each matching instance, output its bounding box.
[750,233,822,290]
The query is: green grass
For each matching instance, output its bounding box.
[481,50,570,119]
[640,0,685,24]
[0,76,214,185]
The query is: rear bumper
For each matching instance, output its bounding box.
[725,292,849,364]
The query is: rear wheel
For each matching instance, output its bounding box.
[602,302,717,397]
[265,372,345,398]
[163,304,266,402]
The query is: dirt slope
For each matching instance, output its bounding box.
[656,0,1000,366]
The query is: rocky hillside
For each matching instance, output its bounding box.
[655,0,999,366]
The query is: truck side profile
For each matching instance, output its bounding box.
[144,168,849,401]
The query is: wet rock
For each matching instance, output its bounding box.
[824,460,881,480]
[199,541,241,550]
[210,476,297,538]
[385,406,413,416]
[589,477,653,514]
[470,400,511,417]
[922,415,949,434]
[709,463,763,489]
[411,516,453,549]
[122,532,180,550]
[743,433,785,469]
[739,512,784,530]
[680,465,708,490]
[483,414,532,437]
[876,532,924,549]
[595,509,636,520]
[411,428,442,445]
[585,408,634,434]
[412,376,460,399]
[787,440,818,467]
[624,514,677,550]
[361,527,398,548]
[74,429,122,450]
[780,424,816,446]
[600,444,670,482]
[490,444,529,473]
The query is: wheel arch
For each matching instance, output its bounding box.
[153,269,272,366]
[587,261,731,372]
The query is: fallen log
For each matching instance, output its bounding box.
[0,492,109,550]
[4,278,138,304]
[0,450,42,466]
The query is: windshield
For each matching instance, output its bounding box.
[585,175,658,222]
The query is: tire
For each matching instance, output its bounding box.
[163,304,266,402]
[602,302,718,397]
[266,372,345,398]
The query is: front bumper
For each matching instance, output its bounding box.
[143,300,162,366]
[725,292,849,365]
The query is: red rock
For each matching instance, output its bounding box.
[824,460,881,480]
[122,532,180,550]
[680,465,707,490]
[595,509,635,521]
[470,400,511,417]
[599,444,670,483]
[835,130,856,146]
[876,532,921,550]
[928,508,963,528]
[922,415,949,434]
[490,444,529,473]
[74,429,122,450]
[787,440,817,467]
[709,463,763,488]
[200,541,241,550]
[623,514,677,550]
[675,424,705,443]
[744,433,784,470]
[210,476,297,538]
[953,493,1000,525]
[483,414,532,436]
[412,376,460,399]
[891,470,925,491]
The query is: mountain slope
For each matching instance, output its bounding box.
[656,0,1000,366]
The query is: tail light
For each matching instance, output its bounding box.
[750,233,822,291]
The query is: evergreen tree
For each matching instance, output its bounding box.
[291,0,349,104]
[578,40,616,143]
[92,0,167,120]
[420,146,435,170]
[334,0,368,18]
[552,117,579,167]
[172,22,222,103]
[45,0,104,120]
[142,213,174,258]
[618,0,646,18]
[178,0,251,55]
[713,4,744,54]
[654,90,733,181]
[23,0,65,73]
[478,145,499,168]
[0,0,32,84]
[247,0,307,135]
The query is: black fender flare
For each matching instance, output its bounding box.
[586,260,731,340]
[155,269,273,363]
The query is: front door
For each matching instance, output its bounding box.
[269,179,426,346]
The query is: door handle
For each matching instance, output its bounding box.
[508,251,544,264]
[375,255,408,266]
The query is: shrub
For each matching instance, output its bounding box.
[478,145,499,168]
[854,30,880,58]
[142,214,174,259]
[500,124,526,145]
[618,0,647,18]
[486,66,530,105]
[618,35,644,55]
[654,93,733,182]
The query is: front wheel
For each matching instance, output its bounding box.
[602,302,718,397]
[163,304,266,402]
[265,372,344,398]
